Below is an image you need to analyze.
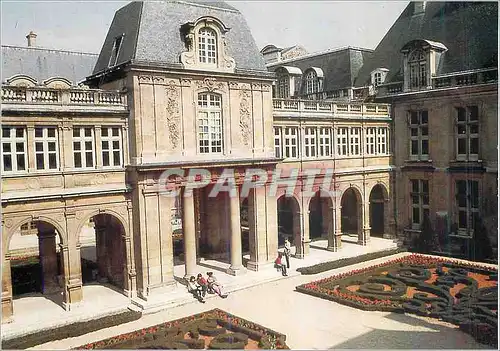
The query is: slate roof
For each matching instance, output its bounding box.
[268,47,373,92]
[355,1,498,86]
[92,0,267,75]
[2,45,98,84]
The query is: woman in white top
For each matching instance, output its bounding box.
[206,272,228,298]
[187,276,205,303]
[284,238,291,268]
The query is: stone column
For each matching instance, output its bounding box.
[182,188,197,279]
[227,188,244,275]
[63,212,83,310]
[327,206,342,251]
[359,202,371,246]
[293,210,305,259]
[1,254,13,322]
[38,230,60,294]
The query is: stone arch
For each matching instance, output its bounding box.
[4,215,67,250]
[277,194,302,255]
[369,183,390,237]
[340,186,363,238]
[74,208,129,245]
[307,189,334,241]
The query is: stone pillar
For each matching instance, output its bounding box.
[359,202,371,246]
[1,254,13,323]
[182,189,197,279]
[95,226,108,282]
[38,230,60,294]
[293,211,305,259]
[384,198,396,239]
[227,188,244,275]
[63,212,83,310]
[265,184,278,263]
[327,206,342,251]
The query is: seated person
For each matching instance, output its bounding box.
[275,253,288,276]
[206,272,228,298]
[187,276,205,303]
[197,273,208,297]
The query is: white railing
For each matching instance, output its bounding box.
[1,86,126,107]
[272,99,390,117]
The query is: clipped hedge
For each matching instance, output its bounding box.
[2,309,142,350]
[297,248,405,275]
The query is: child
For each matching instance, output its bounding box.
[275,253,288,276]
[197,273,208,297]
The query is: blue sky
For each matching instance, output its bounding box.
[1,1,408,54]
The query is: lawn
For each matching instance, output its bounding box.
[296,254,498,348]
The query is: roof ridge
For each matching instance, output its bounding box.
[1,45,98,56]
[171,0,239,13]
[267,46,374,67]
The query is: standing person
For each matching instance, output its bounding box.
[274,253,288,276]
[207,272,228,298]
[187,276,205,303]
[197,273,208,298]
[284,237,291,269]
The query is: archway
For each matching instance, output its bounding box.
[369,184,387,237]
[308,190,334,241]
[79,214,126,291]
[5,220,66,316]
[277,195,301,249]
[341,188,362,236]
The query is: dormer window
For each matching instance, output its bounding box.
[180,17,235,73]
[305,70,318,94]
[370,68,389,87]
[198,27,217,65]
[409,49,427,88]
[276,70,290,99]
[108,34,124,68]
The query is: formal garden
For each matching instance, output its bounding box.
[75,309,289,350]
[296,254,498,347]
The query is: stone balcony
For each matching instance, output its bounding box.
[1,85,128,113]
[272,99,390,119]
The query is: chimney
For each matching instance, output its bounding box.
[26,31,37,47]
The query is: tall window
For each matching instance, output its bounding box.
[198,93,223,154]
[374,72,382,86]
[198,28,217,64]
[410,179,429,228]
[377,127,388,155]
[283,127,298,159]
[1,126,27,173]
[318,127,331,157]
[101,127,122,167]
[336,127,348,156]
[456,180,479,234]
[35,127,58,170]
[409,49,427,89]
[304,70,319,94]
[365,127,376,155]
[456,106,479,161]
[73,127,95,168]
[274,127,282,158]
[349,127,361,156]
[276,72,290,98]
[304,127,317,158]
[108,35,123,68]
[409,110,429,160]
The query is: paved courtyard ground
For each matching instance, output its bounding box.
[27,252,493,350]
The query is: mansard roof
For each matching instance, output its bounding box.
[268,46,373,91]
[1,45,97,84]
[355,1,498,86]
[92,0,267,75]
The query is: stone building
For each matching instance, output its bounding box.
[353,1,498,252]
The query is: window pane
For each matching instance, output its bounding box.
[468,106,478,121]
[35,128,43,138]
[410,112,419,124]
[420,111,428,124]
[412,195,419,204]
[3,143,11,153]
[84,128,92,137]
[112,141,119,150]
[47,128,56,138]
[421,126,428,136]
[103,152,110,166]
[85,141,92,151]
[101,128,108,137]
[85,152,93,167]
[469,124,479,134]
[112,128,119,136]
[411,180,419,193]
[423,195,429,205]
[457,108,466,122]
[457,125,467,135]
[421,140,429,155]
[102,141,109,150]
[113,151,121,166]
[2,128,10,138]
[16,143,24,152]
[411,140,419,155]
[73,142,81,151]
[73,128,80,137]
[16,128,24,138]
[36,154,44,169]
[49,154,57,169]
[457,138,466,154]
[458,210,467,228]
[412,208,420,224]
[3,155,12,171]
[470,138,479,154]
[48,142,56,152]
[35,142,43,152]
[74,154,82,168]
[17,154,25,170]
[422,181,429,193]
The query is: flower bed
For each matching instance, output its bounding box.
[297,254,498,348]
[75,309,289,350]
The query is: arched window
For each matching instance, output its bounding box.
[305,70,319,94]
[198,93,223,154]
[198,27,217,65]
[409,49,427,88]
[276,71,290,98]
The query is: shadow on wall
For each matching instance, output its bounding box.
[328,312,491,349]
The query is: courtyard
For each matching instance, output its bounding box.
[20,252,496,350]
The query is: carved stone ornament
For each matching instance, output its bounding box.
[92,173,108,185]
[196,78,225,92]
[138,76,153,84]
[165,82,181,150]
[239,89,252,146]
[262,84,271,92]
[27,178,40,189]
[229,81,239,90]
[180,17,236,73]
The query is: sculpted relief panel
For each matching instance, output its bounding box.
[239,89,252,146]
[165,81,181,150]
